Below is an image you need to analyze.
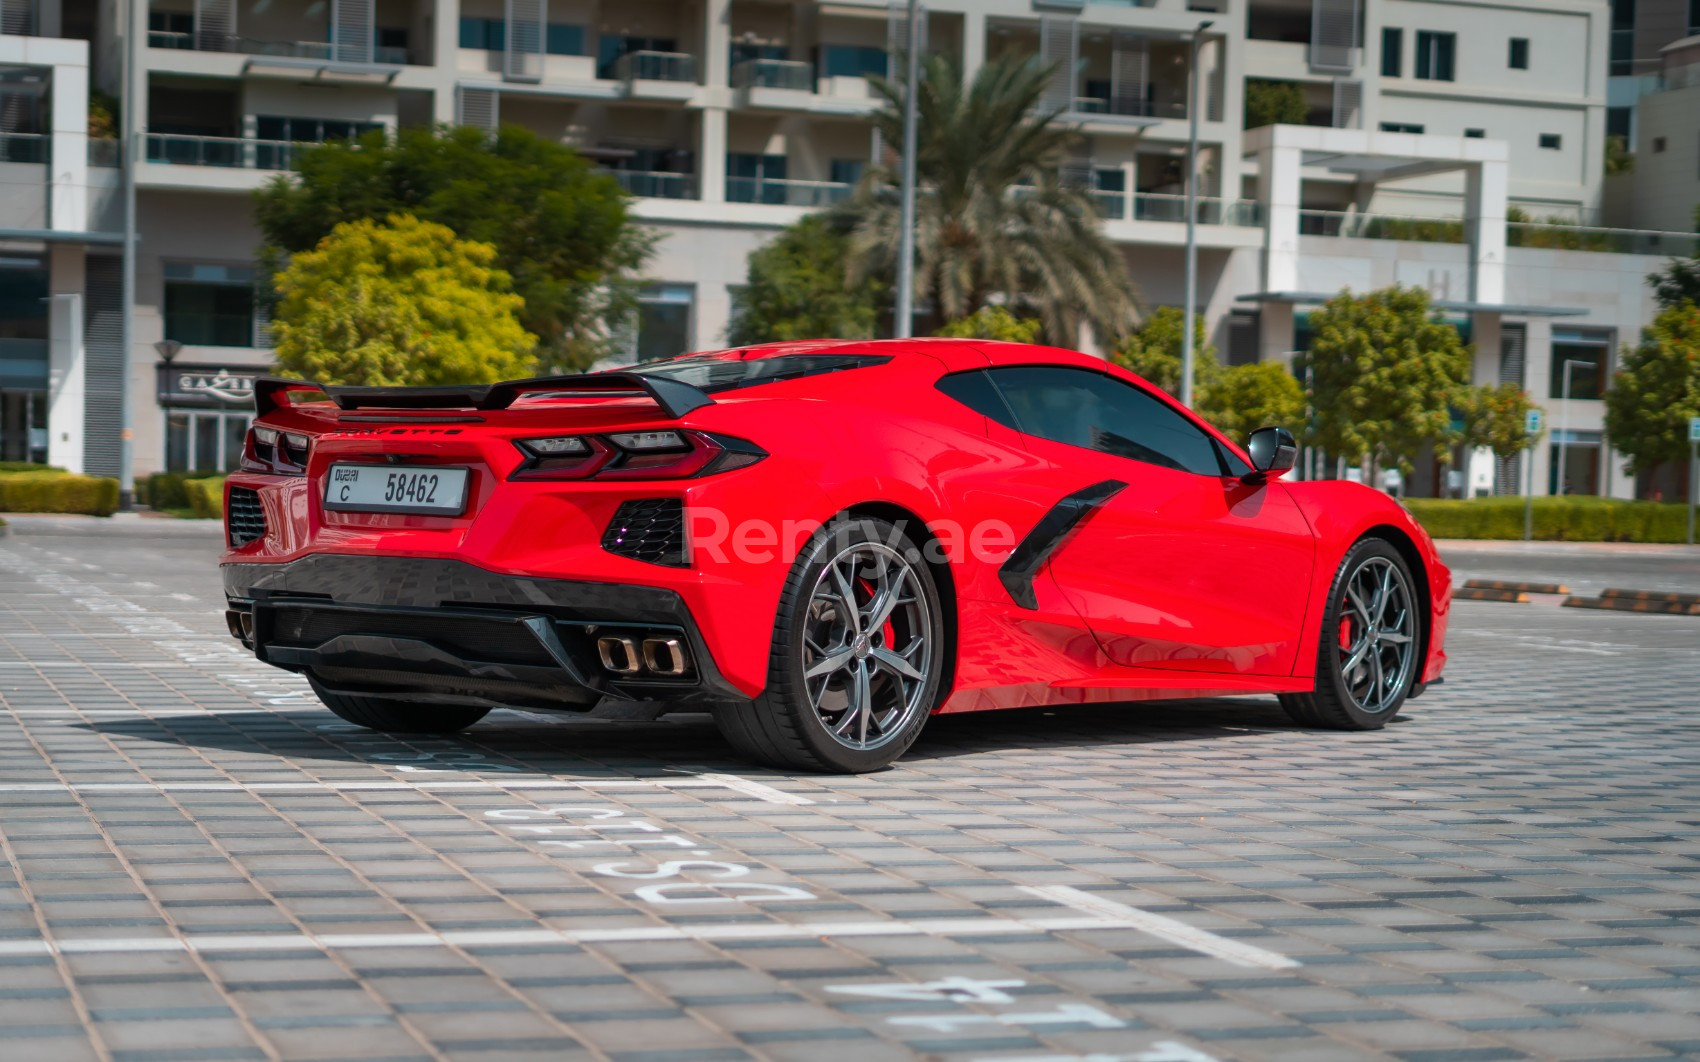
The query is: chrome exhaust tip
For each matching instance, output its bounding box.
[596,635,641,674]
[641,637,688,677]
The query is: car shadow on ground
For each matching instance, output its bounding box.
[75,696,1344,778]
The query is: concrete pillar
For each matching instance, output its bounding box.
[703,0,730,88]
[47,40,90,233]
[1258,302,1295,365]
[962,7,986,83]
[47,273,85,474]
[434,0,463,118]
[699,107,726,202]
[1469,311,1501,385]
[1524,317,1554,495]
[1465,157,1508,304]
[1257,142,1303,293]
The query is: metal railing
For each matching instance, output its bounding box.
[726,176,852,207]
[145,134,302,170]
[1297,208,1700,256]
[1131,193,1262,226]
[1298,209,1462,241]
[0,132,48,164]
[373,45,409,65]
[732,58,814,92]
[1090,190,1125,219]
[614,50,695,83]
[147,29,407,64]
[1072,95,1187,120]
[605,170,696,199]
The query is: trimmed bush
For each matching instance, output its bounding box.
[0,472,121,516]
[1403,496,1692,543]
[182,477,226,519]
[0,461,65,474]
[138,469,225,510]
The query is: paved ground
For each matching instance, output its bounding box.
[1,515,1698,1062]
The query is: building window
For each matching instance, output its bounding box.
[1549,331,1611,401]
[546,24,586,56]
[166,410,252,473]
[829,158,865,185]
[1381,28,1402,77]
[1380,121,1425,134]
[597,35,678,78]
[727,153,788,202]
[633,285,693,362]
[1508,37,1529,69]
[163,263,256,348]
[1539,133,1561,150]
[1415,31,1456,81]
[458,17,503,50]
[1464,128,1485,138]
[1691,0,1700,34]
[817,44,887,79]
[1607,106,1631,140]
[1653,136,1666,152]
[731,42,787,66]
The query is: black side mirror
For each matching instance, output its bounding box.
[1244,426,1297,482]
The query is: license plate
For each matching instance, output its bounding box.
[323,464,469,515]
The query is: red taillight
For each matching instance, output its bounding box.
[240,425,310,476]
[511,431,765,481]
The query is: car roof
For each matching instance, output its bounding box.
[669,337,1106,370]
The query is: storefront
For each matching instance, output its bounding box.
[155,363,260,472]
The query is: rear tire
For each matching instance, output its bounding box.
[1279,538,1423,731]
[310,678,492,734]
[714,517,946,773]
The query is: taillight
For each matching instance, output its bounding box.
[511,431,765,481]
[241,425,310,476]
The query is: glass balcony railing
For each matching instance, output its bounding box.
[148,29,406,64]
[726,177,852,207]
[87,138,121,167]
[605,170,696,199]
[1131,193,1262,226]
[614,50,695,83]
[0,132,48,164]
[732,58,814,92]
[1072,95,1187,120]
[145,134,303,170]
[1297,209,1700,256]
[1091,190,1125,219]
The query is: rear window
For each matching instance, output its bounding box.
[630,354,890,395]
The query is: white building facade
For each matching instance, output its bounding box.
[0,0,1690,500]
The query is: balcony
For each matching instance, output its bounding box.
[1133,194,1264,226]
[145,134,301,170]
[0,132,48,164]
[0,135,48,230]
[605,170,696,199]
[726,176,852,207]
[1072,95,1186,121]
[734,58,812,91]
[1297,209,1700,256]
[614,51,696,100]
[147,30,408,66]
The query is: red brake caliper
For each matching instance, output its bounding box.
[1338,615,1355,650]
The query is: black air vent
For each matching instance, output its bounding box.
[227,487,266,547]
[602,498,686,567]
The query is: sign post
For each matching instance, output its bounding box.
[1525,409,1543,542]
[1688,416,1700,547]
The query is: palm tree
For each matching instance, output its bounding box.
[835,52,1139,345]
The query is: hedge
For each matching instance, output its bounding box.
[1404,497,1693,543]
[182,477,226,519]
[0,461,65,474]
[0,472,121,516]
[138,469,225,510]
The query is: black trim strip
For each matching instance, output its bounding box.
[254,373,715,420]
[998,479,1128,610]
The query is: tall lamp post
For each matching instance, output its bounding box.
[893,0,920,339]
[1555,357,1592,497]
[1179,20,1214,409]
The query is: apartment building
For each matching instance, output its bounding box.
[0,0,1688,501]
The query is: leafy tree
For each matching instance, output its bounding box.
[1456,383,1541,464]
[1605,134,1634,175]
[270,214,536,386]
[254,125,651,371]
[1603,302,1700,478]
[726,215,885,345]
[1244,80,1309,130]
[1647,207,1700,310]
[1198,362,1307,443]
[1109,307,1215,398]
[838,52,1138,345]
[934,306,1041,343]
[1296,286,1472,478]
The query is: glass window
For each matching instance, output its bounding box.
[730,42,787,66]
[1539,133,1561,150]
[1381,28,1402,77]
[1379,122,1424,134]
[637,353,891,394]
[164,268,255,348]
[1550,335,1611,400]
[984,366,1229,476]
[459,17,503,50]
[1415,31,1455,81]
[1464,128,1485,138]
[546,24,585,56]
[634,285,693,362]
[597,35,677,77]
[166,412,191,472]
[830,158,865,185]
[936,370,1020,430]
[726,153,788,202]
[818,44,887,79]
[223,414,249,472]
[1509,37,1529,69]
[195,415,220,473]
[1606,106,1631,139]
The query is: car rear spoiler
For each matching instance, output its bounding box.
[253,373,715,420]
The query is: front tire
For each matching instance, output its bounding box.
[310,678,492,734]
[1280,538,1423,731]
[714,517,946,773]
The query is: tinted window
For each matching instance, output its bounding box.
[985,366,1227,476]
[936,370,1019,430]
[632,354,889,394]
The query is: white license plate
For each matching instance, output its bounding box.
[323,464,469,515]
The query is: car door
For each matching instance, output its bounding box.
[982,365,1318,677]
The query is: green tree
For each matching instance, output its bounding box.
[1109,307,1215,398]
[1456,383,1541,465]
[1603,302,1700,478]
[1244,80,1309,130]
[1198,362,1307,443]
[270,214,536,387]
[254,125,651,372]
[1296,286,1472,478]
[726,215,885,345]
[1647,207,1700,310]
[837,52,1138,345]
[934,306,1042,343]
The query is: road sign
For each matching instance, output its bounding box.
[1527,410,1543,435]
[1690,415,1700,443]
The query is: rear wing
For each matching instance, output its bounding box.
[253,373,715,420]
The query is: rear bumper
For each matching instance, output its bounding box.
[223,555,744,710]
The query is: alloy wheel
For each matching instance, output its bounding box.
[1336,555,1417,714]
[801,541,934,751]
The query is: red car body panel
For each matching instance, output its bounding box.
[220,338,1449,714]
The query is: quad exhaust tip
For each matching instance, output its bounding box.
[594,634,690,677]
[642,637,688,676]
[596,636,642,674]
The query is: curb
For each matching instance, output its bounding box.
[1600,588,1700,607]
[1463,579,1568,595]
[1453,587,1529,603]
[1562,596,1700,616]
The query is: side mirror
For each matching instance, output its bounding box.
[1244,426,1297,482]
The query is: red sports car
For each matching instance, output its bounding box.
[221,339,1449,772]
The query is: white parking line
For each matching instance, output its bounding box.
[0,773,813,803]
[691,772,817,806]
[1019,885,1300,970]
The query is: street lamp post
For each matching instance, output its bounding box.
[893,0,920,339]
[1179,20,1213,409]
[1555,357,1591,497]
